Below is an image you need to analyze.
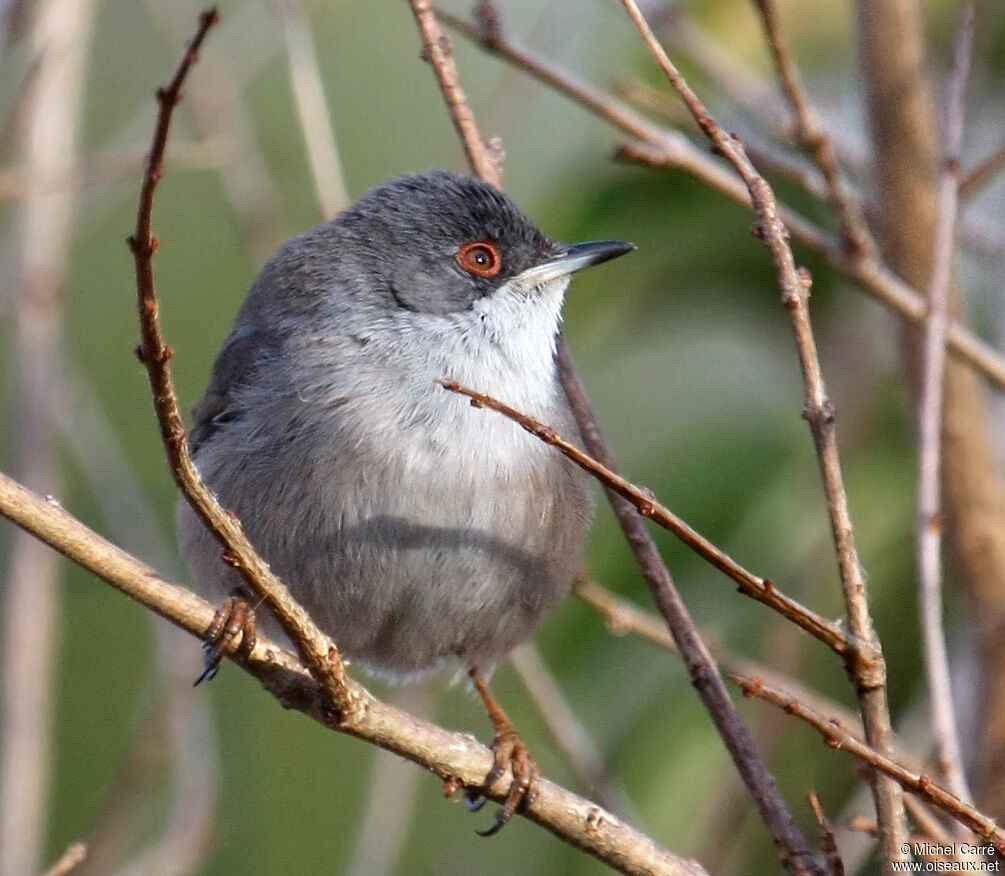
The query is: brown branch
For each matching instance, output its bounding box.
[573,578,865,737]
[807,794,844,876]
[126,7,354,719]
[441,373,829,873]
[409,3,824,869]
[440,379,854,659]
[407,0,502,188]
[751,0,871,259]
[916,2,975,809]
[41,843,87,876]
[270,0,349,219]
[734,674,1005,855]
[436,5,1005,394]
[614,0,907,861]
[0,471,706,876]
[960,140,1005,200]
[554,352,825,876]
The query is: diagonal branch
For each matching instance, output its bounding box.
[751,0,872,259]
[734,674,1005,855]
[0,470,705,876]
[435,4,1005,395]
[440,378,856,659]
[614,0,907,861]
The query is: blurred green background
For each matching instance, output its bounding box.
[2,0,1002,873]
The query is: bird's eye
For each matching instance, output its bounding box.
[456,241,501,278]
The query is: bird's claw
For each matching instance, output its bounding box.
[474,722,540,837]
[194,592,257,686]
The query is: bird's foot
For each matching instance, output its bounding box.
[194,591,257,685]
[468,670,540,837]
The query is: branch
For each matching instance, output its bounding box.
[407,0,502,188]
[436,4,1005,394]
[614,0,906,860]
[409,3,823,870]
[125,7,354,719]
[440,378,856,660]
[733,674,1005,855]
[573,578,865,739]
[752,0,871,258]
[915,1,975,809]
[960,140,1005,201]
[807,794,844,876]
[0,470,706,876]
[42,843,87,876]
[270,0,350,218]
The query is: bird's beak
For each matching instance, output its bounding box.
[517,239,635,286]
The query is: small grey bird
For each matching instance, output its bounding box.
[179,170,632,829]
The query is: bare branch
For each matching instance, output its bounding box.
[752,0,872,258]
[270,0,350,218]
[412,4,822,869]
[437,4,1005,394]
[614,0,906,859]
[916,1,976,810]
[0,470,708,876]
[734,674,1005,855]
[41,843,87,876]
[441,375,827,873]
[807,794,844,876]
[406,0,502,188]
[960,140,1005,200]
[126,7,355,718]
[573,578,864,737]
[442,377,867,663]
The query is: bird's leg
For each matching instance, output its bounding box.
[467,668,540,836]
[194,590,258,685]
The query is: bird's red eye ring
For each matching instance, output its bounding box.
[456,241,502,278]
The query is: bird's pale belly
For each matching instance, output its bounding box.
[181,417,592,676]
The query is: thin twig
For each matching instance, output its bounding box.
[543,351,827,876]
[126,8,354,718]
[441,378,855,660]
[42,842,87,876]
[0,471,707,876]
[733,674,1005,854]
[613,0,907,861]
[960,139,1005,200]
[407,0,502,188]
[808,793,845,876]
[436,5,1005,394]
[271,0,350,218]
[573,578,866,739]
[752,0,872,258]
[916,2,976,811]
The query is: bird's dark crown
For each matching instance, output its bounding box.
[333,170,561,314]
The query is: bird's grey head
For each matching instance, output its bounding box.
[327,170,633,316]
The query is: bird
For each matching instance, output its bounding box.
[178,169,633,832]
